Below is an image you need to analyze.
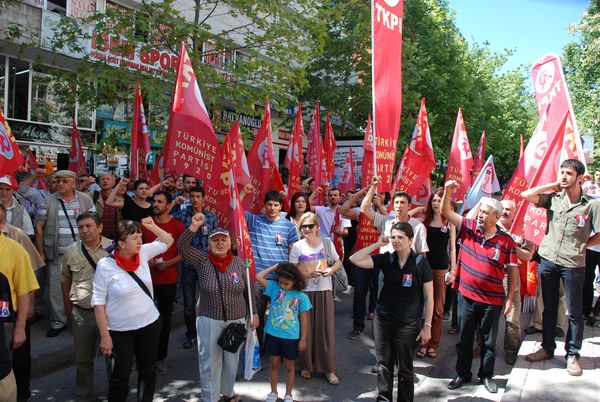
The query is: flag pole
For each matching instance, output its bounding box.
[245,259,253,318]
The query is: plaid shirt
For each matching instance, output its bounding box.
[172,206,218,252]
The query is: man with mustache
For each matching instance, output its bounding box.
[522,159,600,377]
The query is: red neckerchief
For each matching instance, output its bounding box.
[209,250,234,273]
[114,250,140,272]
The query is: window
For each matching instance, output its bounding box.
[7,58,29,120]
[31,65,75,126]
[47,0,67,15]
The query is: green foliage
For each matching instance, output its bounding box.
[563,0,600,165]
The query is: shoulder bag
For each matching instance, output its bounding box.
[213,266,247,353]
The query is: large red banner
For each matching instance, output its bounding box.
[285,103,305,202]
[163,42,229,226]
[68,120,88,177]
[391,98,435,197]
[372,0,404,191]
[445,107,473,201]
[0,110,25,175]
[130,80,151,180]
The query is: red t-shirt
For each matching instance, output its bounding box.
[142,218,185,285]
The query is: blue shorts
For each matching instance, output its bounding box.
[264,333,299,360]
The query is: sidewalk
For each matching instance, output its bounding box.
[502,322,600,402]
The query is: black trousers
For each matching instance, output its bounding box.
[108,318,161,402]
[153,284,177,361]
[13,320,31,401]
[583,249,600,316]
[373,314,420,402]
[455,294,501,380]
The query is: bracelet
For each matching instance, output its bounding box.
[424,322,432,327]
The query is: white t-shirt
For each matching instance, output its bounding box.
[289,238,340,292]
[314,205,351,238]
[373,212,429,254]
[92,239,167,331]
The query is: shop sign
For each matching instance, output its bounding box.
[102,120,165,147]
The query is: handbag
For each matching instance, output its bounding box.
[213,266,247,353]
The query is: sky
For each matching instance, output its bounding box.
[448,0,591,72]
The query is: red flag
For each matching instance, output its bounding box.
[519,133,524,160]
[163,42,229,226]
[148,154,165,186]
[372,0,404,191]
[307,102,323,202]
[471,131,486,181]
[338,147,355,194]
[223,136,257,282]
[0,109,25,176]
[323,112,337,186]
[389,144,408,202]
[223,121,251,187]
[392,98,436,196]
[25,149,48,190]
[445,107,473,201]
[285,103,305,202]
[246,98,285,214]
[130,81,151,180]
[361,114,375,188]
[531,53,586,166]
[68,120,87,177]
[353,212,381,254]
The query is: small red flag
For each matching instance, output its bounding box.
[148,154,165,186]
[246,98,285,214]
[68,120,87,177]
[445,107,473,201]
[323,112,337,186]
[223,121,251,187]
[361,114,375,189]
[25,149,48,190]
[307,102,323,204]
[130,81,151,180]
[285,103,305,202]
[338,147,355,194]
[471,130,486,182]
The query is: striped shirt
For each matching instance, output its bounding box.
[453,218,518,306]
[245,212,299,276]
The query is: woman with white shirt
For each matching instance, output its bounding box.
[92,217,173,402]
[289,212,342,385]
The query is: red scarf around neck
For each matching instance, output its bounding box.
[114,250,140,272]
[209,250,233,273]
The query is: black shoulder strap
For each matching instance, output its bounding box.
[107,254,153,300]
[59,199,77,242]
[93,191,100,204]
[213,266,228,321]
[80,242,97,271]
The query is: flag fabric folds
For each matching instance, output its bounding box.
[68,120,87,177]
[361,115,375,189]
[338,147,355,194]
[471,131,486,182]
[130,81,151,180]
[223,121,252,187]
[323,112,337,187]
[445,107,473,201]
[462,155,501,213]
[285,103,305,202]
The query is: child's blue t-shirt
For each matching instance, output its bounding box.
[264,280,312,340]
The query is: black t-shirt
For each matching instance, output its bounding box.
[372,251,433,323]
[426,225,450,269]
[0,272,14,380]
[121,195,153,222]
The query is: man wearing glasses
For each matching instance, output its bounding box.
[35,170,95,338]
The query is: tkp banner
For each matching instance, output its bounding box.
[372,0,403,191]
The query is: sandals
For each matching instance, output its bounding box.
[426,348,437,358]
[448,327,458,335]
[325,372,340,385]
[416,347,427,358]
[300,369,312,380]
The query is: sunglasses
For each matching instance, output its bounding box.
[300,223,316,230]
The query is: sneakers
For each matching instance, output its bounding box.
[525,348,553,362]
[265,392,278,402]
[183,336,196,349]
[156,359,168,375]
[347,327,363,340]
[283,395,294,402]
[566,356,582,376]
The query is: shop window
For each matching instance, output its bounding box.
[7,58,29,120]
[47,0,67,15]
[31,65,75,126]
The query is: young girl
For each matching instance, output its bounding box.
[256,263,312,402]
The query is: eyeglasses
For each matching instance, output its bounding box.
[300,224,316,230]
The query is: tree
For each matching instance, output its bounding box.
[563,0,599,163]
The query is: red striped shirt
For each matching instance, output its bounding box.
[453,218,518,306]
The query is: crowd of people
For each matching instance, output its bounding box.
[0,158,599,402]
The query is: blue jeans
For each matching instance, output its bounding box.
[352,265,379,330]
[181,263,199,338]
[456,294,502,380]
[538,257,585,358]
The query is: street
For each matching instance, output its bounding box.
[29,289,515,401]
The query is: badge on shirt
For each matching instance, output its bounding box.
[576,214,587,228]
[0,300,10,318]
[201,226,209,235]
[402,274,413,287]
[230,272,241,285]
[289,297,300,312]
[275,234,283,245]
[275,291,286,304]
[440,226,448,233]
[492,248,500,261]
